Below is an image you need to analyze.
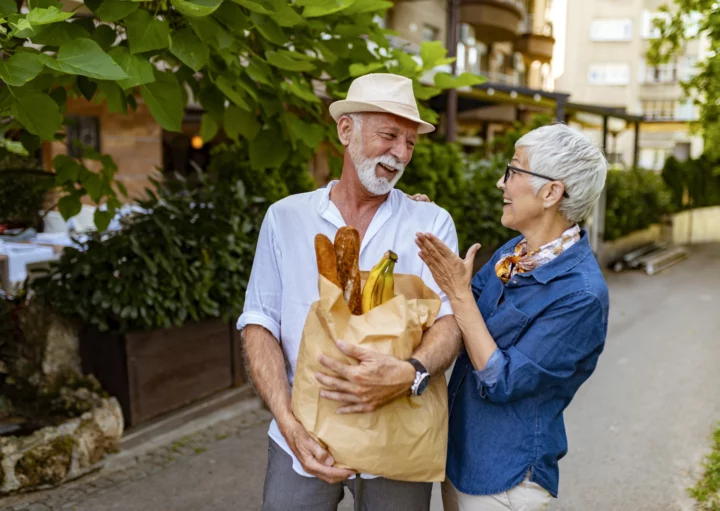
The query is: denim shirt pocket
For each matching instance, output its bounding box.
[485,298,530,349]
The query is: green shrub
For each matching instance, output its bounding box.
[604,167,672,241]
[32,175,265,332]
[0,150,52,228]
[207,142,316,201]
[398,140,513,252]
[662,154,720,211]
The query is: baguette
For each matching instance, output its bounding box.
[315,234,341,288]
[334,226,362,315]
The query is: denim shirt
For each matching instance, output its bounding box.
[446,231,609,498]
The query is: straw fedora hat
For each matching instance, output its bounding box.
[329,73,435,134]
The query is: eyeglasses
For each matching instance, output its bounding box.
[505,164,570,198]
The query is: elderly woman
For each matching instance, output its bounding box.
[416,124,609,510]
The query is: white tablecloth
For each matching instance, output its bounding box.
[0,242,57,287]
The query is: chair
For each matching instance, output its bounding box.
[43,211,69,234]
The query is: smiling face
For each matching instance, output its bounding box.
[345,113,418,195]
[497,146,547,232]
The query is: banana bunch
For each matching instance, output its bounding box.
[361,250,398,313]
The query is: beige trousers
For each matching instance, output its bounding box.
[441,477,552,511]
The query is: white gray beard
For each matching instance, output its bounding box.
[349,139,405,196]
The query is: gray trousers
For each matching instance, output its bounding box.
[261,438,432,511]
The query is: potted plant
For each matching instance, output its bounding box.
[32,174,263,426]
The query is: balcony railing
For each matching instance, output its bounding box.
[519,14,553,37]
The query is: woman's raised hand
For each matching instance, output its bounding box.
[415,233,481,301]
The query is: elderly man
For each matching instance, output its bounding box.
[239,73,462,511]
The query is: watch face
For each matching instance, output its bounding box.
[416,374,430,396]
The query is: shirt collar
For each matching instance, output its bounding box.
[520,230,593,284]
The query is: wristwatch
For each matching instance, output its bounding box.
[408,358,430,396]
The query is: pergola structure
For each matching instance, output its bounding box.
[432,82,645,167]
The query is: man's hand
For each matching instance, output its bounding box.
[281,419,356,484]
[316,340,416,414]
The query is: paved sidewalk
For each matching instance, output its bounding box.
[3,244,719,511]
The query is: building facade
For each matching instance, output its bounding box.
[556,0,706,169]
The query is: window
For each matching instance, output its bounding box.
[642,10,671,39]
[590,19,633,41]
[421,24,439,42]
[588,63,630,85]
[66,116,100,157]
[640,99,696,121]
[640,60,679,84]
[639,148,669,171]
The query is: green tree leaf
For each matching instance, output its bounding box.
[94,209,113,231]
[214,75,250,110]
[289,115,324,150]
[92,24,118,50]
[26,6,73,25]
[212,2,249,32]
[170,28,209,72]
[349,61,385,77]
[267,0,305,27]
[231,0,273,14]
[28,0,62,9]
[420,41,454,70]
[413,81,441,100]
[53,154,82,184]
[42,39,128,80]
[0,137,29,155]
[200,113,218,142]
[82,172,103,201]
[0,0,17,16]
[125,8,170,54]
[223,106,260,140]
[30,22,90,46]
[265,50,315,71]
[84,0,139,22]
[58,194,82,220]
[170,0,222,17]
[433,72,486,89]
[77,75,98,100]
[97,80,127,113]
[251,13,288,45]
[246,57,273,86]
[109,47,155,89]
[140,70,183,132]
[187,16,232,49]
[342,0,391,15]
[283,80,320,103]
[0,52,44,86]
[250,129,288,169]
[9,88,63,140]
[299,0,355,18]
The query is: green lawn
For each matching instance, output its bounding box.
[690,425,720,510]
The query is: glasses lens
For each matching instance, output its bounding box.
[504,165,510,183]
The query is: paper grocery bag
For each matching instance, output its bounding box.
[291,272,448,482]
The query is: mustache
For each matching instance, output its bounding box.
[373,154,406,172]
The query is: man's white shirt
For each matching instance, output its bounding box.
[237,181,458,478]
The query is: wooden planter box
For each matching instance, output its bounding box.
[79,318,247,428]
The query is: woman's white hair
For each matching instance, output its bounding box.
[516,123,608,223]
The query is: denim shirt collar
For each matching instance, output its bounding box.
[517,230,592,285]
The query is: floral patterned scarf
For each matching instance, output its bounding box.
[495,224,582,283]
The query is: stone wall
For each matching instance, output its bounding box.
[0,398,123,495]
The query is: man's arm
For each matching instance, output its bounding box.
[316,208,462,412]
[243,325,354,483]
[411,314,462,375]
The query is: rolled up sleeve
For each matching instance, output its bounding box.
[236,208,282,341]
[475,292,607,404]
